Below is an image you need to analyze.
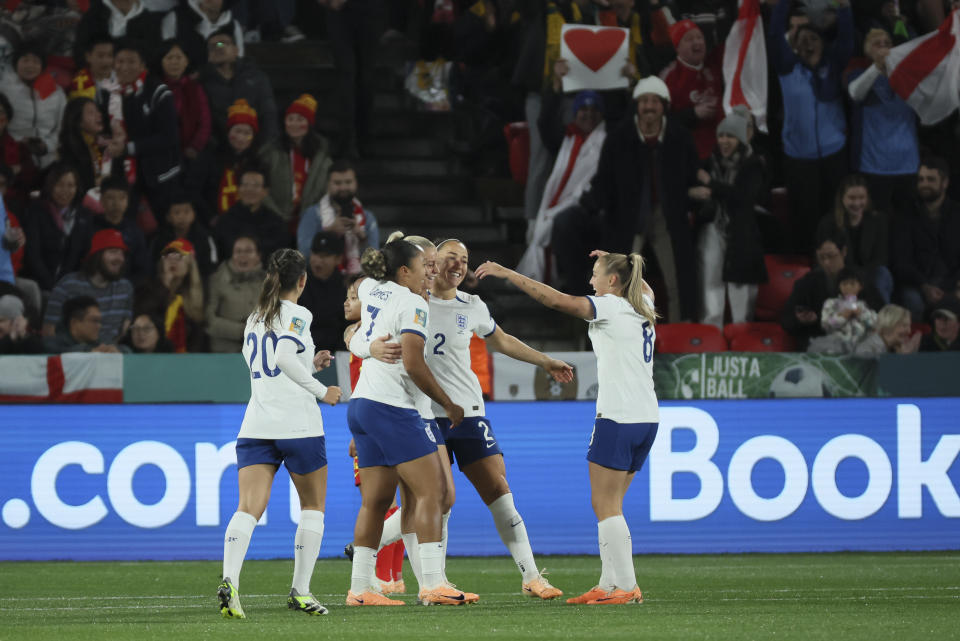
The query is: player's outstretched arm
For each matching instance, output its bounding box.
[400,332,465,427]
[484,327,574,383]
[475,261,594,320]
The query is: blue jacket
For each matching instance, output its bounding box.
[846,68,919,176]
[769,2,853,160]
[0,199,13,284]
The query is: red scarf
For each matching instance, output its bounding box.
[165,294,187,353]
[547,124,587,208]
[2,133,20,168]
[122,71,146,97]
[290,149,309,210]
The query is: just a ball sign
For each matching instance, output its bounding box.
[560,25,630,92]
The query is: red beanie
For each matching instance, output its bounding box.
[286,94,317,126]
[669,20,702,50]
[227,99,259,134]
[88,229,128,257]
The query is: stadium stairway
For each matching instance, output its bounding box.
[248,39,582,351]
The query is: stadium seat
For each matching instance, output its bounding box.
[503,122,530,185]
[656,323,728,353]
[754,255,811,321]
[723,322,795,351]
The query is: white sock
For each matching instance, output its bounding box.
[597,523,615,591]
[291,510,324,594]
[223,511,257,589]
[440,511,451,581]
[419,542,444,590]
[378,508,403,549]
[598,515,636,590]
[488,493,539,583]
[401,532,423,590]
[350,546,376,594]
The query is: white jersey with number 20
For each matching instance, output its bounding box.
[587,293,659,423]
[351,278,430,409]
[239,300,324,439]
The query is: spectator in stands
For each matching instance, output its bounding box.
[22,163,93,291]
[0,294,43,354]
[112,39,182,218]
[43,229,133,343]
[260,94,333,222]
[58,97,125,199]
[690,112,767,328]
[853,303,921,355]
[135,238,205,352]
[808,266,878,354]
[150,195,215,276]
[207,98,261,221]
[161,0,245,69]
[69,34,117,103]
[920,297,960,352]
[668,0,736,51]
[865,0,916,45]
[846,28,918,216]
[517,90,607,282]
[200,28,278,145]
[75,0,160,65]
[659,20,723,160]
[1,197,24,289]
[0,92,35,187]
[0,43,67,169]
[319,0,384,159]
[214,165,287,260]
[512,1,587,225]
[157,39,211,178]
[769,0,853,252]
[296,160,377,276]
[119,312,174,353]
[44,295,127,353]
[205,234,264,353]
[0,173,40,314]
[242,0,304,43]
[816,174,892,303]
[91,176,149,283]
[299,230,347,354]
[781,227,884,350]
[551,76,699,321]
[893,156,960,321]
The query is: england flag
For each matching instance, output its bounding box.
[722,0,768,132]
[887,10,960,125]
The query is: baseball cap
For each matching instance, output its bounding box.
[311,231,345,256]
[932,296,960,321]
[162,238,196,256]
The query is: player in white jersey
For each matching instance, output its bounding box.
[218,249,342,619]
[426,239,573,599]
[476,249,657,606]
[346,238,470,607]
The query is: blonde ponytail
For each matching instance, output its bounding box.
[385,231,436,252]
[602,253,658,324]
[386,230,406,244]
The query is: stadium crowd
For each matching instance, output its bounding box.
[1,0,960,357]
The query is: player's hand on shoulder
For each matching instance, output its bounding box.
[313,350,333,370]
[546,358,575,383]
[343,321,360,348]
[444,403,465,428]
[371,334,402,364]
[588,249,609,259]
[322,386,342,406]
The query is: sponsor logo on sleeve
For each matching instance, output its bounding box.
[414,309,427,328]
[289,318,306,335]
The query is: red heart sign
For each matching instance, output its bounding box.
[564,28,627,73]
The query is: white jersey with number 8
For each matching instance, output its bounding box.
[239,299,325,439]
[351,278,431,409]
[587,293,659,423]
[425,291,497,418]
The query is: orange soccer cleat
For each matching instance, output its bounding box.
[345,590,404,606]
[585,587,644,605]
[522,572,563,600]
[566,586,609,605]
[417,586,469,606]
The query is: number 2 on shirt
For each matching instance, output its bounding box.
[246,331,281,379]
[365,305,381,339]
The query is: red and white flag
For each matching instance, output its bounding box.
[0,353,123,403]
[888,10,960,126]
[722,0,768,132]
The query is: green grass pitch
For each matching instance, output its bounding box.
[1,553,958,641]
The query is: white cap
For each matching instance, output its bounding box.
[632,76,670,102]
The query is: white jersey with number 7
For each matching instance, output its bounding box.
[351,277,431,409]
[586,293,659,423]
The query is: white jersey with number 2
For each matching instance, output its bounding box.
[587,293,659,423]
[239,300,325,439]
[351,278,430,409]
[425,291,497,418]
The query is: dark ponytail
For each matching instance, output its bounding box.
[360,239,422,283]
[254,248,306,329]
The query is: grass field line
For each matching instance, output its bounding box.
[2,585,959,604]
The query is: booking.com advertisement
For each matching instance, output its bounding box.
[0,399,957,561]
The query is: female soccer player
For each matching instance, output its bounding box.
[476,250,656,605]
[218,249,342,619]
[425,239,573,600]
[347,238,468,606]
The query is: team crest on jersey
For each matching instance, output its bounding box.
[456,313,468,331]
[414,309,427,327]
[289,318,306,335]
